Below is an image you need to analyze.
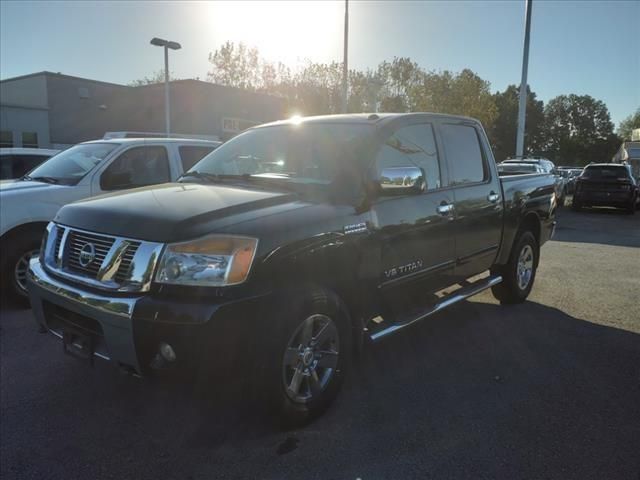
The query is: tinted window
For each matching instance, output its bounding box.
[441,124,487,185]
[582,165,630,179]
[179,145,216,171]
[101,146,170,190]
[375,124,442,190]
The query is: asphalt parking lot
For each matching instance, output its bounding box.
[1,206,639,480]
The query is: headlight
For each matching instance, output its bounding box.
[155,235,258,286]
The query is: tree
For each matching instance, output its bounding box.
[207,41,261,90]
[411,69,498,132]
[617,108,640,140]
[490,85,545,161]
[543,94,617,165]
[128,70,178,86]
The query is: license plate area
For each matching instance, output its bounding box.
[62,327,95,365]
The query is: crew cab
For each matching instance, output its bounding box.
[1,138,220,303]
[572,163,637,214]
[26,113,556,425]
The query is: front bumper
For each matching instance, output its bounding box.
[27,258,269,376]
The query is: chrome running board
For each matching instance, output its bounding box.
[369,274,503,342]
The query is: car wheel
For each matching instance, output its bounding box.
[0,230,42,308]
[263,287,351,428]
[490,231,538,305]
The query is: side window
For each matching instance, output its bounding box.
[440,124,487,185]
[375,124,442,191]
[1,155,15,179]
[101,146,170,190]
[178,145,216,172]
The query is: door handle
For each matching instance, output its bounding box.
[436,202,454,215]
[487,191,500,203]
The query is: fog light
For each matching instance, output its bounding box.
[159,342,176,362]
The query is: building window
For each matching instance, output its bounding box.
[0,131,13,148]
[22,132,39,148]
[78,87,90,98]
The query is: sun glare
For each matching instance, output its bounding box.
[204,1,343,68]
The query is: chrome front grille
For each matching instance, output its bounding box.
[66,230,115,276]
[42,223,164,293]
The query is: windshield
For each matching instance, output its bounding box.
[26,143,118,185]
[582,165,630,179]
[188,123,375,187]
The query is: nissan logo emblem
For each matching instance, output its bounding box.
[78,243,96,267]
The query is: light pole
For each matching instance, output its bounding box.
[515,0,532,158]
[341,0,349,114]
[150,37,181,136]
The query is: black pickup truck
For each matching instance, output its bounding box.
[27,113,556,424]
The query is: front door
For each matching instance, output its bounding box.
[370,122,456,310]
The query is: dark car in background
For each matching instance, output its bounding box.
[572,163,637,214]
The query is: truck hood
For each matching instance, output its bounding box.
[0,179,60,192]
[54,182,304,243]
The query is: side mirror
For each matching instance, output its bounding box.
[379,166,425,195]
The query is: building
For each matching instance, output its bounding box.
[612,140,640,179]
[0,71,287,149]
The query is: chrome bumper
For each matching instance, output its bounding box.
[27,257,143,373]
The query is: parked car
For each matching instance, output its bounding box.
[501,157,567,206]
[0,148,60,180]
[27,113,556,425]
[0,138,221,304]
[572,163,637,214]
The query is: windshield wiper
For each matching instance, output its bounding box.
[22,175,60,184]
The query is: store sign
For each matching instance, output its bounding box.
[222,117,257,134]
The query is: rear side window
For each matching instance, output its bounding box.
[375,124,442,190]
[179,145,216,172]
[441,124,487,185]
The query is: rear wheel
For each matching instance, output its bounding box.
[491,231,538,305]
[1,230,42,308]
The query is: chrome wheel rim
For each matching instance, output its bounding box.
[14,249,39,295]
[282,313,340,404]
[517,244,534,290]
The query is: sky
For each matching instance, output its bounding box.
[0,0,638,126]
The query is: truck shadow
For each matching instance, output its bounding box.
[3,301,638,479]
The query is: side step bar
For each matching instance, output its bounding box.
[369,274,503,342]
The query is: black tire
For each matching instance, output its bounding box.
[627,202,636,215]
[0,229,42,308]
[571,200,582,212]
[490,231,538,305]
[261,287,352,428]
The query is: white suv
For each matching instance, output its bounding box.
[0,138,220,304]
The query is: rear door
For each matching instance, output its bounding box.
[438,121,503,278]
[370,120,456,297]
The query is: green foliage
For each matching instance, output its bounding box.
[617,108,640,140]
[490,85,545,161]
[128,70,177,86]
[205,42,620,166]
[543,94,617,165]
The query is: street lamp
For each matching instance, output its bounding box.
[150,37,181,136]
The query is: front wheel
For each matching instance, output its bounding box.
[263,288,351,428]
[491,231,538,305]
[1,231,42,307]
